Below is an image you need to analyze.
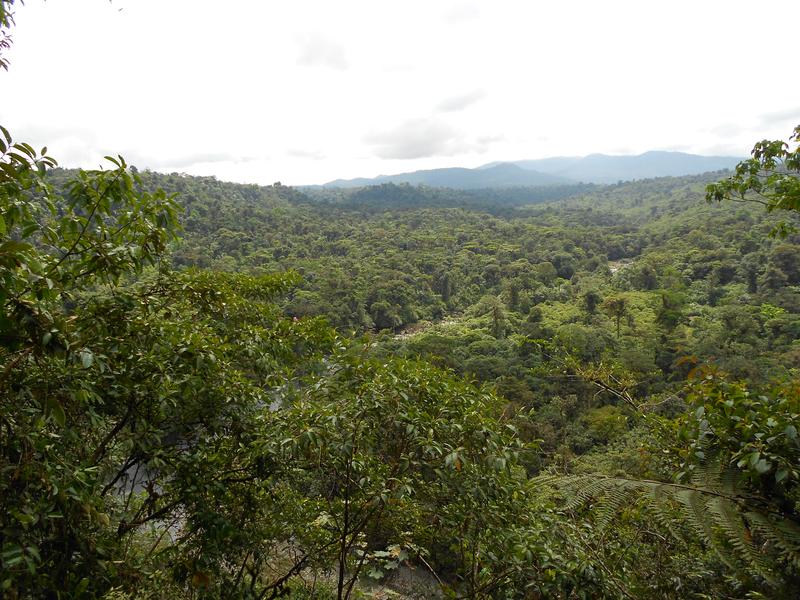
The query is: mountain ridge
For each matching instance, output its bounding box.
[323,162,570,189]
[322,150,742,188]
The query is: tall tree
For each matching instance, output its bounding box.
[602,295,631,339]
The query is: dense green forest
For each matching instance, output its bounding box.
[5,130,800,598]
[3,3,800,599]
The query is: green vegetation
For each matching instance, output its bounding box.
[3,2,800,597]
[6,124,800,598]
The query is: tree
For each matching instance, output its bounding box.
[581,289,602,321]
[602,295,631,339]
[771,244,800,285]
[0,131,182,593]
[706,124,800,236]
[0,0,13,71]
[259,356,527,600]
[655,288,685,332]
[0,125,346,596]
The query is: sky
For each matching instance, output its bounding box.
[1,0,799,186]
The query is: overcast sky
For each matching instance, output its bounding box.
[1,0,799,185]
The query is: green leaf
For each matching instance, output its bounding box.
[80,350,94,369]
[0,240,32,254]
[20,222,39,238]
[3,555,23,568]
[75,578,90,595]
[46,397,66,427]
[754,459,772,474]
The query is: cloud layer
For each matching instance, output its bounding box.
[437,89,486,113]
[296,32,348,70]
[365,118,463,159]
[2,0,798,184]
[364,117,498,159]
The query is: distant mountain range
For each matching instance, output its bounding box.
[323,151,742,188]
[324,163,571,189]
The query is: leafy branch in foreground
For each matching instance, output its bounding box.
[0,0,15,72]
[706,123,800,236]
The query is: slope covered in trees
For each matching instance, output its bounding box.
[4,131,798,598]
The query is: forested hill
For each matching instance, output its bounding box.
[152,166,800,386]
[303,181,596,209]
[49,168,798,348]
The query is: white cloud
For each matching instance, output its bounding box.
[365,118,464,159]
[287,148,327,160]
[1,0,798,184]
[296,32,349,70]
[441,2,480,24]
[437,90,486,113]
[760,107,800,127]
[364,117,500,160]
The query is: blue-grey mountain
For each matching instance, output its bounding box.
[487,151,742,184]
[324,151,742,188]
[324,163,571,189]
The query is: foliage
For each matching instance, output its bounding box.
[0,0,13,72]
[680,369,800,509]
[0,126,337,597]
[707,124,800,236]
[539,457,800,595]
[260,355,527,599]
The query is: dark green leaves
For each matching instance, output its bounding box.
[706,124,800,236]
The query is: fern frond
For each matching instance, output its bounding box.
[594,482,638,530]
[719,465,740,496]
[563,477,620,512]
[673,487,738,570]
[646,483,684,541]
[534,467,799,588]
[708,497,776,584]
[747,511,800,571]
[690,461,722,489]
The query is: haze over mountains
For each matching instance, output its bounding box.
[323,151,742,189]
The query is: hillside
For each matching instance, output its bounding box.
[9,151,800,599]
[47,164,800,392]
